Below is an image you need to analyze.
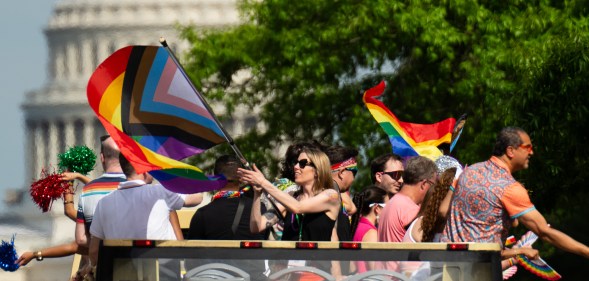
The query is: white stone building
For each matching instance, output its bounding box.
[1,1,247,280]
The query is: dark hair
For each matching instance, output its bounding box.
[118,154,135,178]
[370,153,402,183]
[350,185,386,237]
[492,127,526,156]
[100,135,120,160]
[214,155,244,181]
[323,146,358,166]
[418,167,456,242]
[403,156,437,185]
[279,141,321,181]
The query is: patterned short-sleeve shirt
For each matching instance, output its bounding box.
[441,157,535,244]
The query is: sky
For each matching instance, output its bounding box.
[0,1,57,202]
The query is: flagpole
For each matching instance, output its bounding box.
[159,38,250,168]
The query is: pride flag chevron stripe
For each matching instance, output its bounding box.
[87,45,227,193]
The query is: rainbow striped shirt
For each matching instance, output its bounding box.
[76,173,126,227]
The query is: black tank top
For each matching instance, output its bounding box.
[282,211,335,241]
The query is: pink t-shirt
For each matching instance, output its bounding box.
[378,193,420,242]
[353,217,377,273]
[353,217,376,242]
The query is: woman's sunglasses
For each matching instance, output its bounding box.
[294,159,315,169]
[369,203,386,208]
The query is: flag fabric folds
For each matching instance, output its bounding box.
[87,45,227,193]
[363,81,456,160]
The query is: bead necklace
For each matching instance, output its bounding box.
[211,185,251,201]
[291,213,304,241]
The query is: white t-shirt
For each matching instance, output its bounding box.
[90,180,186,240]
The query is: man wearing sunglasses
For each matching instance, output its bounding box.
[378,156,438,243]
[324,145,359,276]
[324,145,360,242]
[370,153,405,201]
[442,127,589,261]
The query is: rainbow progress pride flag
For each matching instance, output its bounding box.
[87,45,227,193]
[363,81,456,160]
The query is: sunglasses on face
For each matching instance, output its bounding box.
[382,170,403,181]
[294,159,315,169]
[519,144,533,153]
[345,167,358,177]
[369,203,386,208]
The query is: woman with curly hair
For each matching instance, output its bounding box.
[398,167,457,279]
[403,167,457,243]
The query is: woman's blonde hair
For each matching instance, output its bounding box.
[302,147,334,195]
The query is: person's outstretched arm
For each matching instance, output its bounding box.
[61,172,91,184]
[183,193,203,207]
[238,164,339,215]
[519,210,589,258]
[16,240,83,266]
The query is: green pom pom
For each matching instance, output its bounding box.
[58,146,97,175]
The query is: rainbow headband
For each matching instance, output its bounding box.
[331,157,358,171]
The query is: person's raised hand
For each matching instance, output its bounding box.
[60,172,80,182]
[237,164,268,187]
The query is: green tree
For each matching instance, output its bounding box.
[181,1,589,277]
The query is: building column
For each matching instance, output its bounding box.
[25,121,35,180]
[83,117,95,151]
[32,121,45,178]
[66,42,77,80]
[97,40,110,66]
[48,120,59,168]
[81,39,93,78]
[64,119,75,149]
[54,44,66,80]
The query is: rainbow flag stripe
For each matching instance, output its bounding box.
[516,256,561,280]
[512,231,561,280]
[87,45,227,193]
[363,81,456,159]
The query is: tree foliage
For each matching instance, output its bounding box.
[181,1,589,277]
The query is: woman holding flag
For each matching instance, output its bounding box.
[239,147,343,280]
[238,146,340,242]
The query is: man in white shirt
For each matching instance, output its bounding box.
[88,154,202,265]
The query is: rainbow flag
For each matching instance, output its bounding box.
[513,231,561,280]
[515,256,561,280]
[87,45,227,193]
[363,81,456,160]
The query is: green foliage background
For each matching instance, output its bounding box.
[181,0,589,278]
